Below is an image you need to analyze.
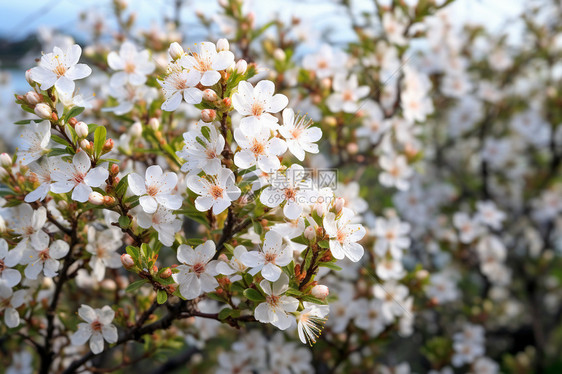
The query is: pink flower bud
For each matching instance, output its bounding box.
[321,78,332,90]
[121,254,135,269]
[315,203,325,217]
[217,38,230,51]
[334,197,345,214]
[203,89,218,102]
[148,117,160,131]
[160,268,172,279]
[25,69,34,85]
[304,226,316,241]
[168,42,184,60]
[75,121,89,138]
[80,139,91,151]
[88,192,104,205]
[0,167,8,179]
[218,253,229,262]
[0,153,11,168]
[34,103,52,119]
[103,139,114,153]
[25,91,42,105]
[235,59,247,74]
[201,109,216,123]
[311,285,329,299]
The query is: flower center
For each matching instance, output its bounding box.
[172,74,188,90]
[72,172,86,186]
[24,226,34,236]
[266,294,280,308]
[192,262,206,275]
[39,249,50,261]
[0,259,5,273]
[206,149,217,159]
[192,53,213,72]
[264,252,277,264]
[284,188,297,201]
[385,231,396,241]
[124,62,136,73]
[210,185,224,200]
[91,320,103,332]
[290,128,303,139]
[251,102,265,117]
[342,90,353,101]
[336,229,346,243]
[250,140,265,156]
[147,185,160,197]
[317,60,328,69]
[54,57,67,77]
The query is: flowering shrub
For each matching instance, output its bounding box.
[1,0,562,373]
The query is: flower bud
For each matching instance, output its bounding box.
[34,103,52,119]
[218,254,229,262]
[68,117,78,126]
[0,216,5,233]
[217,38,230,51]
[160,268,172,279]
[222,97,232,108]
[103,196,115,206]
[347,142,358,155]
[201,109,216,123]
[103,138,114,153]
[25,91,42,105]
[80,139,92,151]
[304,226,316,241]
[148,117,160,131]
[416,269,429,280]
[168,42,184,60]
[110,164,120,176]
[324,116,337,127]
[311,285,329,299]
[130,121,143,137]
[0,167,8,180]
[75,121,89,138]
[334,197,345,214]
[273,48,286,61]
[314,203,325,217]
[0,153,11,168]
[121,254,135,269]
[203,89,218,102]
[235,59,247,74]
[321,78,332,90]
[88,192,104,205]
[25,69,34,85]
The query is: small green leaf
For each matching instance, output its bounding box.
[126,279,148,292]
[318,240,330,249]
[243,288,265,302]
[115,174,129,197]
[318,262,342,271]
[118,215,130,228]
[156,290,168,304]
[14,119,32,125]
[218,308,233,320]
[94,126,107,157]
[65,106,85,120]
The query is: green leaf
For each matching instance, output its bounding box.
[243,288,265,302]
[118,215,130,228]
[51,135,70,146]
[206,292,225,302]
[318,240,330,249]
[48,148,71,157]
[126,279,148,292]
[126,245,139,258]
[65,106,85,121]
[94,126,107,157]
[318,262,342,271]
[14,119,32,125]
[300,294,328,305]
[218,308,233,320]
[157,290,168,304]
[115,174,129,198]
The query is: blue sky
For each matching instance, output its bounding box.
[0,0,524,42]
